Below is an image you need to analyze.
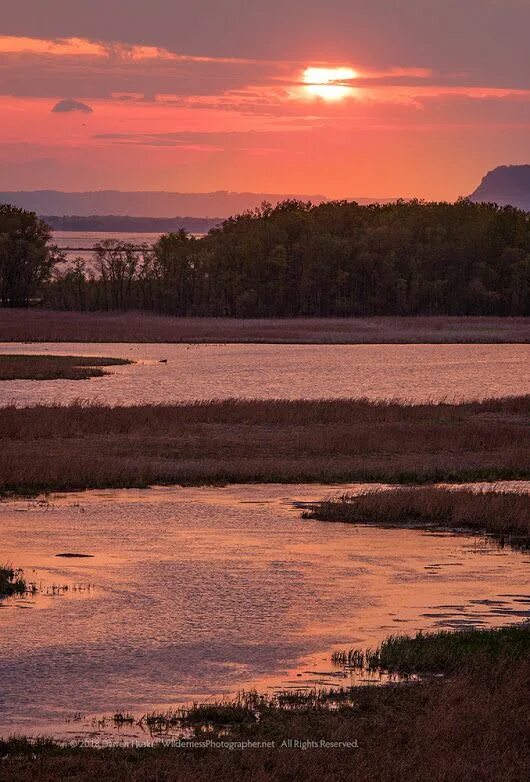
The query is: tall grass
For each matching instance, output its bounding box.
[0,310,528,343]
[303,486,530,547]
[0,396,528,494]
[0,355,131,381]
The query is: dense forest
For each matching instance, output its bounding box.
[2,200,529,315]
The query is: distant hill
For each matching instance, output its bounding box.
[469,165,530,210]
[44,215,222,234]
[0,190,328,219]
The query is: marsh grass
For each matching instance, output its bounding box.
[0,311,529,343]
[303,486,530,547]
[171,627,530,729]
[1,625,528,781]
[0,355,131,381]
[180,702,258,728]
[0,396,528,494]
[0,564,26,597]
[332,624,530,674]
[112,713,135,727]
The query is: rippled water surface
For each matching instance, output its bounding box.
[1,483,529,741]
[0,343,528,405]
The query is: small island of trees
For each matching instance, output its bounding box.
[2,199,529,316]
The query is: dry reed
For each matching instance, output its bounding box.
[0,310,528,343]
[0,396,528,494]
[304,486,530,547]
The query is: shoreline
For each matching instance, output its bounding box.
[1,624,528,780]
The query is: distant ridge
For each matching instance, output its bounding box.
[0,190,329,219]
[469,165,530,211]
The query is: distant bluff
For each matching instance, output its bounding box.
[469,165,530,210]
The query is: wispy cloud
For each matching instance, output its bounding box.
[0,34,438,104]
[0,35,105,56]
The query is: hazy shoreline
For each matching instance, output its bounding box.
[1,311,529,344]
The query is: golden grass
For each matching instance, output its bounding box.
[304,486,530,547]
[0,310,528,343]
[0,396,528,494]
[0,355,131,381]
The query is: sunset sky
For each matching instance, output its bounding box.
[1,0,529,199]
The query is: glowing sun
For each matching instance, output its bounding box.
[302,66,357,101]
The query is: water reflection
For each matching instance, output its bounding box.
[0,342,528,406]
[0,483,528,740]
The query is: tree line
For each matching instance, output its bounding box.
[2,199,529,315]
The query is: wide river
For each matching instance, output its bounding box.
[0,343,529,405]
[1,483,529,742]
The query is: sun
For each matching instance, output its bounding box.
[302,66,357,101]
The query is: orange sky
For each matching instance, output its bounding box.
[1,1,529,199]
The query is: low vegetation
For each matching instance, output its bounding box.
[0,564,26,598]
[332,624,530,674]
[1,625,528,781]
[303,486,530,548]
[0,396,528,494]
[0,354,131,381]
[0,311,529,344]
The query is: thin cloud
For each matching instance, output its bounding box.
[0,35,105,56]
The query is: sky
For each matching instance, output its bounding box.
[0,0,529,200]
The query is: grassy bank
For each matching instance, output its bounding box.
[333,624,530,673]
[0,396,529,495]
[0,565,25,598]
[1,311,528,344]
[303,486,530,548]
[1,625,528,782]
[0,355,131,381]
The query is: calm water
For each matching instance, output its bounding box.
[0,343,528,406]
[0,483,529,741]
[53,231,203,264]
